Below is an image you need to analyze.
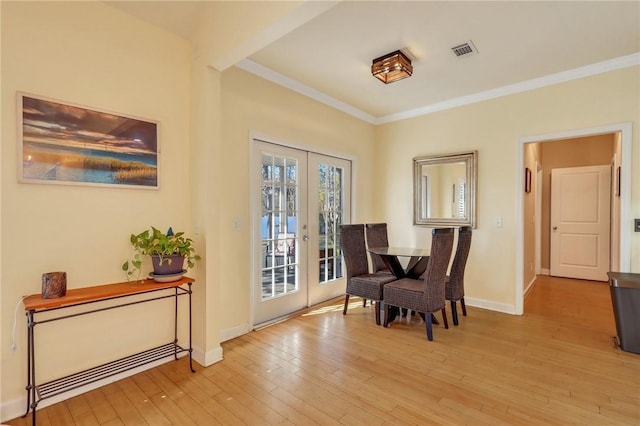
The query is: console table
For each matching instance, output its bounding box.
[22,276,195,425]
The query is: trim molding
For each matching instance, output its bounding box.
[380,53,640,124]
[236,59,377,124]
[464,297,516,315]
[524,276,537,298]
[192,344,223,367]
[237,53,639,125]
[219,323,251,343]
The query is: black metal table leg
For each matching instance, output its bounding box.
[188,283,194,372]
[173,287,179,360]
[23,311,32,419]
[26,310,37,426]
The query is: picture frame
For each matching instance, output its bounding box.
[18,92,159,189]
[524,167,532,193]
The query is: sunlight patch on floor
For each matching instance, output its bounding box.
[302,299,366,316]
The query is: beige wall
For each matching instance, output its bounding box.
[2,0,639,420]
[376,67,639,310]
[218,67,376,338]
[1,1,194,412]
[0,2,375,416]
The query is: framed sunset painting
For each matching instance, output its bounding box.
[18,93,159,189]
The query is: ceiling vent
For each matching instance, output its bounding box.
[451,40,478,58]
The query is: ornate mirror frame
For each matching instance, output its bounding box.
[413,151,477,228]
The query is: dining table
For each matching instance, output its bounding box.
[367,246,430,279]
[367,246,438,324]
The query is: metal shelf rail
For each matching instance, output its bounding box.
[22,277,195,425]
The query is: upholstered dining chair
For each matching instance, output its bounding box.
[365,223,393,276]
[341,224,396,325]
[382,228,454,340]
[446,226,472,326]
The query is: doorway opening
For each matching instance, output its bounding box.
[516,123,631,315]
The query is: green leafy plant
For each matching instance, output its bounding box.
[122,227,200,280]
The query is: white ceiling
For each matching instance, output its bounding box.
[108,1,640,123]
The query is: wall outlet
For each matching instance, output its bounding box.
[635,219,640,232]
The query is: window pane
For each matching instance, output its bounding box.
[261,153,299,301]
[317,163,345,283]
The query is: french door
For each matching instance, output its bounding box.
[252,140,351,326]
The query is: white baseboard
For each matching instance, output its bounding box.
[464,297,517,315]
[220,323,250,342]
[192,344,223,367]
[1,354,187,423]
[524,276,538,297]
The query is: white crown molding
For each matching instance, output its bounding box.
[237,53,640,126]
[236,59,377,124]
[379,52,640,124]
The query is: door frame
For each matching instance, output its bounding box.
[248,132,356,328]
[534,162,542,275]
[516,122,631,315]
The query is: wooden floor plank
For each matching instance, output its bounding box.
[116,376,172,425]
[6,276,640,425]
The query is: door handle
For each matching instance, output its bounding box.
[302,235,309,241]
[552,226,558,231]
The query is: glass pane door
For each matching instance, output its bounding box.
[307,154,351,306]
[252,142,351,325]
[253,142,307,325]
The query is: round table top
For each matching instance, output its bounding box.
[367,246,430,257]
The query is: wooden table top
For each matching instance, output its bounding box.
[24,276,195,312]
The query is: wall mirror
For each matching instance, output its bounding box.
[413,151,477,228]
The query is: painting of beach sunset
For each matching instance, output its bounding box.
[19,93,158,188]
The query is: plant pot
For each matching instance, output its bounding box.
[151,254,185,275]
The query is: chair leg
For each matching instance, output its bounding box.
[426,314,433,341]
[374,301,381,326]
[430,313,440,325]
[461,298,467,316]
[343,294,350,315]
[417,311,440,326]
[383,304,390,327]
[441,308,449,329]
[363,298,367,307]
[451,301,459,326]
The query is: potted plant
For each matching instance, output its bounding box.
[122,226,200,281]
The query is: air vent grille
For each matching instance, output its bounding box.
[451,41,478,57]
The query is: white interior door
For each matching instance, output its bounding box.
[550,165,610,281]
[252,141,351,326]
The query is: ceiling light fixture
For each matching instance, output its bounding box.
[371,50,413,84]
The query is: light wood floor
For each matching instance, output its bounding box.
[8,276,640,425]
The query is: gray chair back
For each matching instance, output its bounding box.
[446,226,472,301]
[421,228,455,312]
[365,223,390,273]
[340,224,369,279]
